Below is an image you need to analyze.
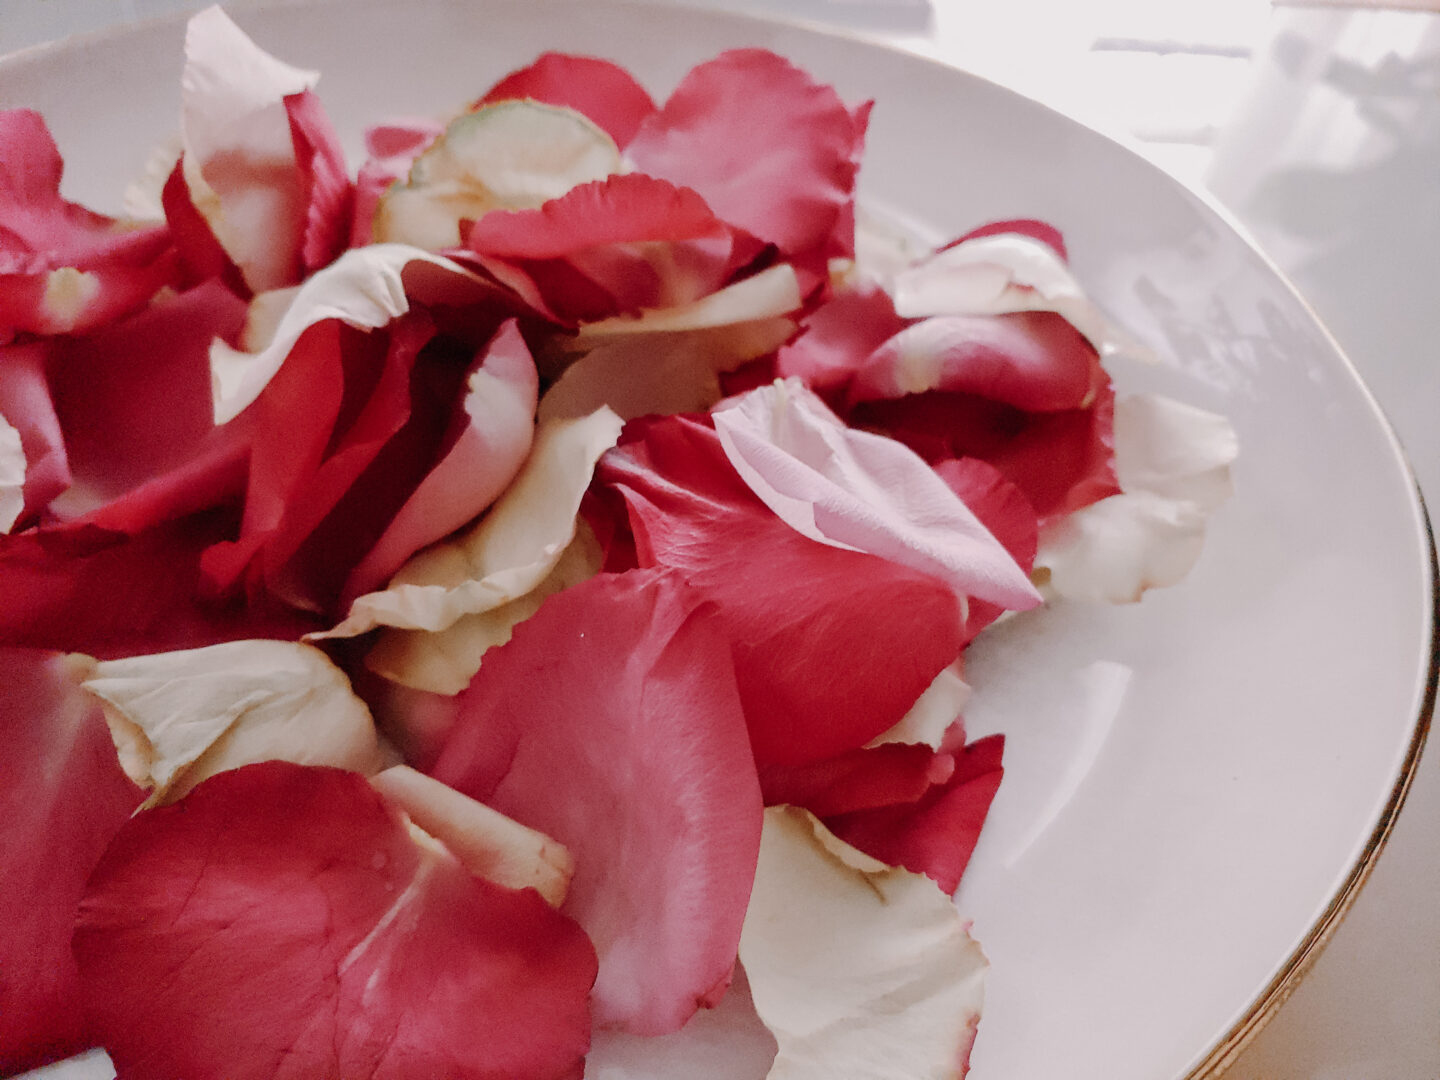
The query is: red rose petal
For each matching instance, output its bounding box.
[595,414,964,765]
[284,89,354,275]
[74,762,597,1080]
[432,568,762,1035]
[626,50,868,270]
[467,174,759,324]
[340,319,539,605]
[44,281,247,514]
[0,109,177,339]
[826,732,1005,894]
[850,310,1104,412]
[161,156,245,293]
[0,649,142,1074]
[0,342,70,526]
[478,52,657,148]
[349,120,443,249]
[774,281,908,396]
[759,743,955,819]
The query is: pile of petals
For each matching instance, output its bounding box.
[0,8,1239,1080]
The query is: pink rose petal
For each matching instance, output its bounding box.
[595,414,965,765]
[759,743,955,818]
[626,50,868,272]
[712,380,1041,613]
[478,52,657,149]
[350,120,443,248]
[432,569,762,1035]
[0,650,142,1074]
[948,217,1068,261]
[74,762,598,1080]
[0,342,70,527]
[774,281,908,395]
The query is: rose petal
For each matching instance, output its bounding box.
[893,228,1141,359]
[596,413,965,765]
[849,310,1105,412]
[713,379,1041,612]
[0,342,69,526]
[432,569,762,1035]
[0,109,176,339]
[366,521,603,695]
[373,102,619,252]
[866,660,970,749]
[774,281,907,394]
[370,765,573,907]
[538,319,795,425]
[827,733,1004,894]
[467,174,760,324]
[284,89,354,275]
[0,650,142,1074]
[759,743,955,818]
[79,639,383,806]
[478,53,657,148]
[738,807,987,1080]
[0,410,25,533]
[350,120,445,248]
[324,407,622,638]
[626,50,868,270]
[338,319,539,605]
[179,7,318,292]
[571,262,801,340]
[74,762,598,1080]
[209,244,502,425]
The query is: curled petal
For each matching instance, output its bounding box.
[893,227,1140,359]
[210,244,500,425]
[774,282,907,394]
[180,8,317,292]
[78,639,383,807]
[324,407,622,639]
[285,89,354,274]
[626,49,868,268]
[596,414,965,765]
[0,650,142,1074]
[74,762,598,1080]
[0,343,69,527]
[866,661,970,749]
[850,311,1104,412]
[1036,393,1238,603]
[712,379,1040,612]
[339,319,539,605]
[432,569,762,1035]
[0,410,23,533]
[539,319,795,425]
[0,110,176,339]
[572,262,802,341]
[478,52,657,148]
[739,807,988,1080]
[350,119,444,247]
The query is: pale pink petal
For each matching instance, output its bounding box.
[712,379,1040,611]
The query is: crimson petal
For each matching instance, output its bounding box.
[826,732,1005,894]
[595,414,964,765]
[626,50,868,272]
[74,762,597,1080]
[0,342,69,526]
[759,743,955,819]
[284,89,354,275]
[477,52,657,148]
[774,281,908,396]
[0,649,142,1074]
[432,568,762,1035]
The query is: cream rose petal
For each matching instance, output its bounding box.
[739,807,987,1080]
[892,231,1147,360]
[369,765,573,907]
[181,6,318,293]
[209,244,494,424]
[367,522,603,694]
[713,379,1041,613]
[79,640,384,807]
[571,263,802,341]
[319,407,623,639]
[0,410,25,534]
[1036,392,1239,603]
[538,318,796,425]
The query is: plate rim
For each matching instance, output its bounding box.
[3,2,1437,1075]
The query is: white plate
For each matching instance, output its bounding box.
[2,3,1434,1079]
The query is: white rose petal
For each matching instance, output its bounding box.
[0,410,26,534]
[80,640,384,806]
[739,807,988,1080]
[866,662,970,750]
[572,264,802,341]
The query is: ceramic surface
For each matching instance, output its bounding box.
[1,4,1433,1079]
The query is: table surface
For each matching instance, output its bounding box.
[4,2,1437,1078]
